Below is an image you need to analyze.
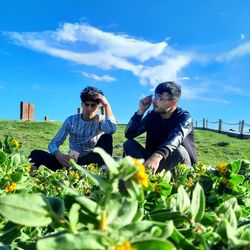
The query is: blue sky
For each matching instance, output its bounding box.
[0,0,250,129]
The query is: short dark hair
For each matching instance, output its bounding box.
[80,86,104,103]
[155,81,181,100]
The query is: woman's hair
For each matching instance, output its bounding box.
[80,86,104,103]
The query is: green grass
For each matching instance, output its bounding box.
[0,120,250,165]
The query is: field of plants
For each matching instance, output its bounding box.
[0,131,250,249]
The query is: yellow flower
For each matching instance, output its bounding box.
[115,241,137,250]
[216,162,228,176]
[198,161,205,168]
[155,185,162,193]
[12,139,21,149]
[180,164,186,170]
[25,165,32,173]
[84,188,91,195]
[69,170,80,179]
[88,163,96,171]
[188,177,193,187]
[132,158,149,188]
[5,183,17,193]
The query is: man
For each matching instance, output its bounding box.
[29,86,116,171]
[123,81,197,174]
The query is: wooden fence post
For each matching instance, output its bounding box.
[77,108,82,114]
[218,119,222,132]
[240,120,245,137]
[203,118,205,129]
[238,121,242,132]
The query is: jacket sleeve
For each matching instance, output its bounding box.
[48,117,71,155]
[155,114,193,159]
[125,112,151,139]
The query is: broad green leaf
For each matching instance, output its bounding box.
[149,210,181,222]
[46,197,64,218]
[0,222,21,244]
[176,185,190,215]
[216,219,227,239]
[106,196,138,229]
[37,231,108,250]
[225,208,237,231]
[69,203,81,232]
[73,195,101,215]
[0,193,51,226]
[93,147,118,174]
[230,160,241,173]
[217,198,241,219]
[10,172,23,182]
[10,154,22,167]
[171,227,198,250]
[132,239,176,250]
[157,182,172,196]
[126,178,144,201]
[230,174,244,185]
[201,212,218,226]
[190,183,205,222]
[120,220,174,240]
[0,151,7,165]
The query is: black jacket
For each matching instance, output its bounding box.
[125,108,198,165]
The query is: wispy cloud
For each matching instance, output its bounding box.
[223,85,242,94]
[3,22,218,100]
[217,41,250,62]
[240,33,245,40]
[32,84,42,91]
[82,72,116,82]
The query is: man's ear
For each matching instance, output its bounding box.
[171,99,177,107]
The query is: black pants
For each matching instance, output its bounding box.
[123,139,191,173]
[29,134,113,171]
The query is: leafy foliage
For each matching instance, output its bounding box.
[0,136,249,249]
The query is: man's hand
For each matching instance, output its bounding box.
[55,151,71,169]
[95,93,109,107]
[144,153,163,174]
[137,95,153,115]
[95,93,114,118]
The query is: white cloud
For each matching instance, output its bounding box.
[82,72,116,82]
[4,22,200,98]
[136,54,194,85]
[223,85,242,94]
[32,84,42,91]
[217,41,250,62]
[240,34,245,40]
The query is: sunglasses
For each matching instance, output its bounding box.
[83,103,99,108]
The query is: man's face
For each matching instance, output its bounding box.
[82,101,100,119]
[152,92,174,114]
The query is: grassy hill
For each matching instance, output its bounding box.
[0,120,249,165]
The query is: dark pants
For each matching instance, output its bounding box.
[123,139,191,173]
[29,134,113,171]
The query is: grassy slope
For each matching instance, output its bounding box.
[0,120,249,165]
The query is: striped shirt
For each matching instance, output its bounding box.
[48,114,117,156]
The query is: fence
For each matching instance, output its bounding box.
[194,119,250,139]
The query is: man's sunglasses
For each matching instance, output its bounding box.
[83,103,99,108]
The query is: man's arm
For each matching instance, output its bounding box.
[125,95,152,139]
[155,115,193,159]
[144,114,193,174]
[48,117,71,168]
[96,93,117,134]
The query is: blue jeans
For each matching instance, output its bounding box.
[123,139,191,173]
